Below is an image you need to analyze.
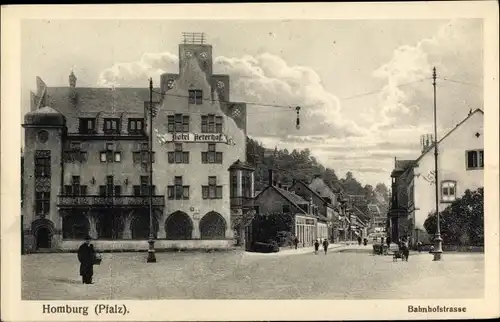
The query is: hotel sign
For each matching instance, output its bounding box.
[155,130,235,145]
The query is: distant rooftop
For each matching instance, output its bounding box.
[182,32,207,44]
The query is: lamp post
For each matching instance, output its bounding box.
[431,67,443,261]
[146,77,157,263]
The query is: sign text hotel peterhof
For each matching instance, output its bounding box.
[155,130,236,145]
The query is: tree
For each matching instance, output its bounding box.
[424,187,484,245]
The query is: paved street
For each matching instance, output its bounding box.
[22,247,484,300]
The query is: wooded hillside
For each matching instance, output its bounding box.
[246,137,390,218]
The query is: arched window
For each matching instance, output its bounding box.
[62,212,89,239]
[199,212,226,240]
[165,211,193,240]
[130,213,158,240]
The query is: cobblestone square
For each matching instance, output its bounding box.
[22,248,484,300]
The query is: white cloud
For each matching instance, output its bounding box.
[370,19,483,131]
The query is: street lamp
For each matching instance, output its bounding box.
[431,67,443,261]
[146,77,157,263]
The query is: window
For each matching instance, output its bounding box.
[100,151,113,163]
[254,206,260,214]
[128,118,144,134]
[230,175,238,197]
[79,118,96,134]
[242,173,252,198]
[35,192,50,215]
[201,115,223,133]
[201,143,223,164]
[133,176,156,196]
[167,176,189,200]
[64,176,88,196]
[188,90,203,104]
[103,118,120,134]
[35,151,51,177]
[114,152,121,162]
[466,150,484,169]
[202,176,223,199]
[282,204,291,213]
[98,176,121,196]
[168,143,189,164]
[167,114,190,133]
[441,181,457,203]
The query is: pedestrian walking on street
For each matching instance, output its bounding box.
[314,239,320,254]
[357,236,362,245]
[381,237,385,245]
[401,238,410,261]
[322,239,329,254]
[417,241,423,252]
[77,235,96,284]
[293,236,299,250]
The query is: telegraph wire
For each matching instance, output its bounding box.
[149,76,432,115]
[439,77,482,88]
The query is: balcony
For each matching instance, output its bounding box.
[230,196,254,209]
[57,195,165,208]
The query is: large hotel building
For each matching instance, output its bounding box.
[22,33,255,252]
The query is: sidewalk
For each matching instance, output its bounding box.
[245,242,356,257]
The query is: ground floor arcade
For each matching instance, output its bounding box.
[25,208,232,252]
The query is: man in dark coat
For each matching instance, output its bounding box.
[78,235,96,284]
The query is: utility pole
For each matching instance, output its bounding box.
[431,67,443,261]
[147,77,157,263]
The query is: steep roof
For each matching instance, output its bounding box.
[255,185,309,215]
[308,177,337,205]
[394,108,483,177]
[414,108,483,164]
[291,179,335,208]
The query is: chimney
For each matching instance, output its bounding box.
[69,71,77,106]
[268,169,274,186]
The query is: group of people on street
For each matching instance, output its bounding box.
[314,238,329,254]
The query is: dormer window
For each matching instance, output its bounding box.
[103,118,120,134]
[188,90,203,105]
[79,118,96,134]
[128,118,144,135]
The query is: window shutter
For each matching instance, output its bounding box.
[201,152,207,164]
[168,152,175,163]
[183,152,189,163]
[216,186,223,199]
[202,186,208,199]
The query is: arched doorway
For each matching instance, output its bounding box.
[165,211,193,240]
[35,227,51,249]
[130,212,158,239]
[200,212,226,240]
[62,212,89,239]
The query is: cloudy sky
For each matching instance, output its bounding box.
[21,19,483,187]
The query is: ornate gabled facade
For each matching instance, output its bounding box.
[22,33,254,252]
